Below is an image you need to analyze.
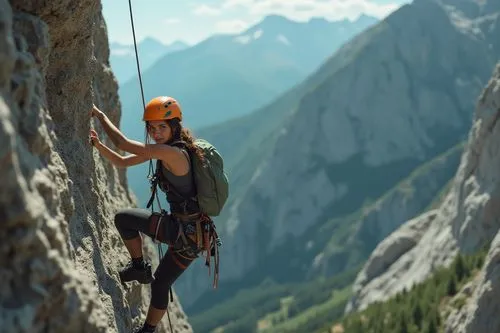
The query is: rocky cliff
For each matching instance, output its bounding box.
[178,0,499,309]
[309,143,463,278]
[346,61,500,332]
[0,1,191,332]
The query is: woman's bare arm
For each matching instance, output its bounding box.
[93,140,148,168]
[91,105,187,173]
[121,154,150,167]
[91,105,177,160]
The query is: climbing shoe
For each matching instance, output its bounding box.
[119,260,154,284]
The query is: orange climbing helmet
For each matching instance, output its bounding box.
[143,96,182,122]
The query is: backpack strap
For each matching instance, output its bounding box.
[170,140,188,151]
[147,158,189,209]
[152,142,199,214]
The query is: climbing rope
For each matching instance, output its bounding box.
[127,0,146,112]
[126,2,173,332]
[127,0,157,198]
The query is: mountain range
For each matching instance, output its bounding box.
[109,37,188,84]
[118,13,379,211]
[175,0,500,314]
[117,14,379,132]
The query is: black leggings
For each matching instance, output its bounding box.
[114,208,196,309]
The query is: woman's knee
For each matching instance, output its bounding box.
[114,209,130,230]
[114,208,145,239]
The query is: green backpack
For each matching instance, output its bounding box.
[152,139,229,217]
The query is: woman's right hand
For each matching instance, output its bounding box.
[89,129,101,147]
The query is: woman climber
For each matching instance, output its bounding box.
[89,96,219,333]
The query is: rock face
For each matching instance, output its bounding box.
[346,62,500,330]
[177,0,499,308]
[446,232,500,333]
[0,1,191,332]
[444,61,500,333]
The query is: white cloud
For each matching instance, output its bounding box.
[163,18,180,24]
[193,4,222,16]
[221,0,407,21]
[221,0,253,9]
[215,19,249,34]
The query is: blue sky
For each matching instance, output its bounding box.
[102,0,411,46]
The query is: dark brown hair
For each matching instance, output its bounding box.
[145,119,204,161]
[168,118,204,161]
